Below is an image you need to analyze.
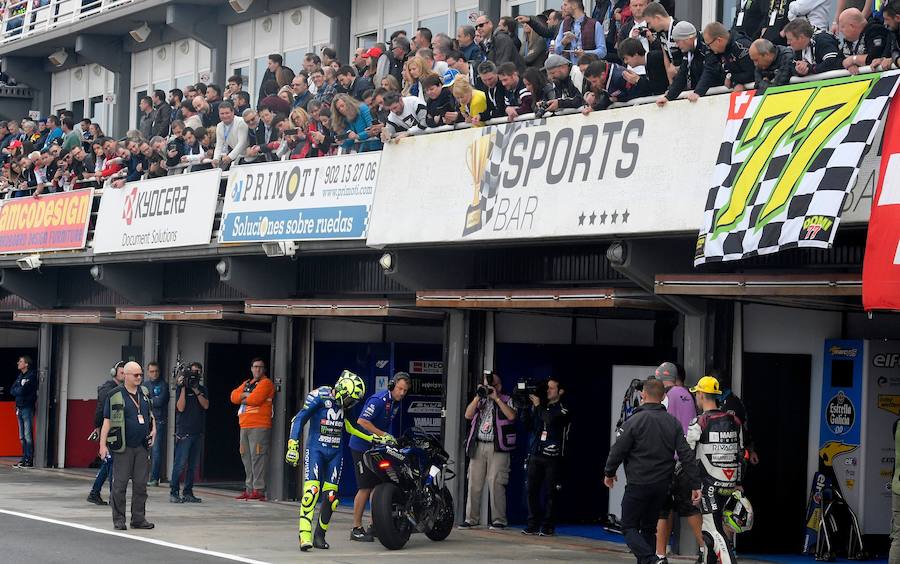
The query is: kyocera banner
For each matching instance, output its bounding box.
[366,94,731,246]
[92,169,221,253]
[219,153,378,243]
[0,188,93,253]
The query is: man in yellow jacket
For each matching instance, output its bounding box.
[230,357,275,501]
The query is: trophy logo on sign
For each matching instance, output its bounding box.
[463,133,495,236]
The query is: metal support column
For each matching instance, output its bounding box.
[55,325,71,468]
[143,321,163,479]
[268,315,292,501]
[443,310,469,521]
[34,323,52,468]
[165,324,179,481]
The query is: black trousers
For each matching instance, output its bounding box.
[526,455,562,529]
[621,480,671,564]
[111,446,150,527]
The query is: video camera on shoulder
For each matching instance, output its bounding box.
[512,377,548,408]
[174,355,200,389]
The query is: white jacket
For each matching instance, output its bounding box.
[213,117,249,162]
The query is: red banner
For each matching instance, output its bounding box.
[863,95,900,311]
[0,189,93,254]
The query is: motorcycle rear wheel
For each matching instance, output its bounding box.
[372,482,412,550]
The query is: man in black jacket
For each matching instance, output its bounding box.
[732,0,770,40]
[657,21,708,106]
[476,61,507,120]
[604,379,701,564]
[87,362,125,504]
[542,54,584,113]
[11,355,38,468]
[523,378,571,537]
[336,66,374,102]
[694,22,755,99]
[750,38,794,93]
[475,14,525,70]
[838,7,892,74]
[783,18,842,76]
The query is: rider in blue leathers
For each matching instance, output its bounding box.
[285,370,386,551]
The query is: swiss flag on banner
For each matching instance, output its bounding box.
[863,94,900,310]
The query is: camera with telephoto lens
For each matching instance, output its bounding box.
[477,369,496,399]
[533,101,551,119]
[639,26,653,39]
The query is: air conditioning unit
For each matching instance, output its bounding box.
[129,22,151,43]
[229,0,253,14]
[261,241,297,257]
[48,49,68,67]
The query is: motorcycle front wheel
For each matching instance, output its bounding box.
[425,486,454,542]
[372,482,412,550]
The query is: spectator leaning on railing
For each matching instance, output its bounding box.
[838,7,891,74]
[873,0,900,71]
[784,17,843,77]
[380,91,427,143]
[750,38,794,94]
[656,21,706,107]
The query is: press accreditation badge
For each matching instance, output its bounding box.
[769,11,777,25]
[736,12,744,26]
[540,431,548,442]
[137,414,145,425]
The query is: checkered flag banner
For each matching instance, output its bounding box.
[695,71,900,266]
[462,119,544,236]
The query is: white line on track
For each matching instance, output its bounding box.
[0,508,271,564]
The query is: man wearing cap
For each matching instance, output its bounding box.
[605,379,701,564]
[656,22,709,106]
[655,363,703,559]
[542,54,584,113]
[687,376,743,564]
[362,47,388,87]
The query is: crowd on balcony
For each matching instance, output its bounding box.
[0,0,897,197]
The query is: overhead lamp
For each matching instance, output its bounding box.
[16,254,42,271]
[48,49,68,67]
[229,0,253,14]
[261,241,297,257]
[129,22,151,43]
[378,252,394,273]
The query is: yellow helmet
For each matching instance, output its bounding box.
[334,370,365,409]
[690,376,722,395]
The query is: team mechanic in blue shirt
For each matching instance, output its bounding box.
[348,372,411,542]
[284,370,392,551]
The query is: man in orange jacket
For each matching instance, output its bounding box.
[230,357,275,501]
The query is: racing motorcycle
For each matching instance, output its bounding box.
[363,426,455,550]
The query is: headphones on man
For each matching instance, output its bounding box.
[388,371,411,391]
[110,360,125,378]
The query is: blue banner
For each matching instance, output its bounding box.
[219,205,368,242]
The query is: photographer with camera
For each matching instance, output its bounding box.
[460,370,517,529]
[522,377,570,537]
[537,55,583,117]
[99,361,156,531]
[169,362,208,504]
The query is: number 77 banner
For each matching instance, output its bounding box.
[863,92,900,311]
[695,72,900,266]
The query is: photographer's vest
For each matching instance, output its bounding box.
[465,395,517,458]
[561,15,598,52]
[106,385,149,454]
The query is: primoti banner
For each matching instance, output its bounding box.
[696,72,900,266]
[219,153,378,243]
[366,94,731,246]
[862,93,900,311]
[92,169,221,253]
[0,188,93,254]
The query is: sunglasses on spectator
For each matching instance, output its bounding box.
[475,22,487,28]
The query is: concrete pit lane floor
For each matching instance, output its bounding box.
[0,459,770,563]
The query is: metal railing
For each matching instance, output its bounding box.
[0,0,135,44]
